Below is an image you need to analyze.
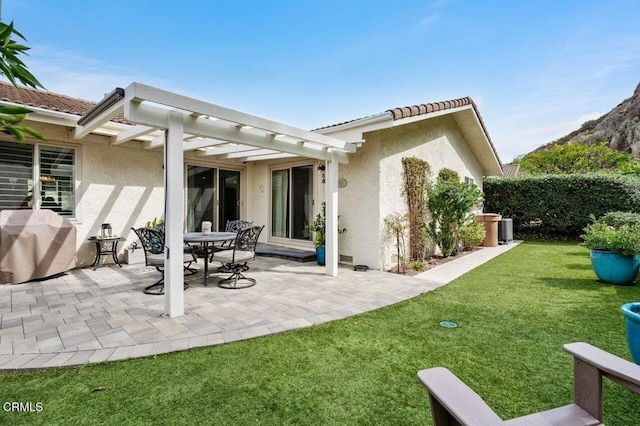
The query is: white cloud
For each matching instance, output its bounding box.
[419,14,438,27]
[23,46,169,101]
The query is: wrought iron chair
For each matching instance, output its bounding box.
[211,219,254,271]
[131,227,197,295]
[214,225,264,289]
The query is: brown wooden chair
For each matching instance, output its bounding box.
[417,342,640,426]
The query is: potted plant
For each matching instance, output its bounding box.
[306,203,346,265]
[621,303,640,364]
[124,241,145,265]
[581,215,640,285]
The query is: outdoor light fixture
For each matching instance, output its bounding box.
[317,164,326,184]
[77,87,125,126]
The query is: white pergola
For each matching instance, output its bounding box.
[75,82,356,317]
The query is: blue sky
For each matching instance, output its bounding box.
[3,0,640,162]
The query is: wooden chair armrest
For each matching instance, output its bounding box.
[417,367,504,426]
[564,342,640,393]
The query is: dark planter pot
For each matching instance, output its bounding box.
[316,245,325,265]
[590,249,640,285]
[621,303,640,364]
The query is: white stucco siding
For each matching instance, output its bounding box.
[335,132,382,268]
[77,141,165,266]
[333,115,486,270]
[244,161,270,243]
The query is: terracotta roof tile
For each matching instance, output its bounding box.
[502,163,521,177]
[386,97,472,120]
[0,81,96,116]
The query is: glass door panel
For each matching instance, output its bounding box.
[271,169,289,238]
[187,165,215,232]
[292,165,313,241]
[219,170,240,230]
[271,165,314,241]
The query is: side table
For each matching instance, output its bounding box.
[88,236,126,270]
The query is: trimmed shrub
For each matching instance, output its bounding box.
[483,174,640,239]
[598,211,640,227]
[459,220,485,250]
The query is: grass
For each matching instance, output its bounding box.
[2,241,640,425]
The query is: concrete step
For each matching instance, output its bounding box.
[256,243,316,262]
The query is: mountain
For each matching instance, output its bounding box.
[544,82,640,156]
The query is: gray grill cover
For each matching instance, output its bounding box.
[0,210,76,284]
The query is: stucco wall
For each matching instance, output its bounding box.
[20,121,165,267]
[77,141,165,266]
[331,115,485,270]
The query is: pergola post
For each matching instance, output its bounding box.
[164,111,185,317]
[325,153,339,276]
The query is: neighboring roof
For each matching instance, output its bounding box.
[0,81,95,115]
[502,163,521,177]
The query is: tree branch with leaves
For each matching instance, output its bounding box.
[0,20,44,142]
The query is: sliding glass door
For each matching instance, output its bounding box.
[219,170,240,230]
[187,166,241,232]
[271,165,313,242]
[187,166,215,232]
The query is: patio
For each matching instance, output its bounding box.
[0,244,518,371]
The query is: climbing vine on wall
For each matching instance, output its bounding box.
[402,156,431,260]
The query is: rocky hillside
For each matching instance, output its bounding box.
[545,82,640,156]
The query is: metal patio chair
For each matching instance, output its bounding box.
[214,225,264,289]
[131,227,197,295]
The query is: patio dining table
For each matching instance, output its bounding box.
[183,231,236,286]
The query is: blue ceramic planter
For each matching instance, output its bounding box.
[621,303,640,364]
[316,246,325,265]
[590,249,640,285]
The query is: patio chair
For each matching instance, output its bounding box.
[417,342,640,426]
[211,219,254,271]
[214,225,264,289]
[131,227,197,295]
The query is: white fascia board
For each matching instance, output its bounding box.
[126,101,349,163]
[125,82,356,153]
[315,112,393,143]
[314,111,392,136]
[74,99,124,139]
[391,105,472,127]
[0,101,80,127]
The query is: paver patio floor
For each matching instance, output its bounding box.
[0,243,519,371]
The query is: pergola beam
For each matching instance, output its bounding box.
[182,138,227,152]
[126,82,356,154]
[112,124,157,145]
[126,101,349,163]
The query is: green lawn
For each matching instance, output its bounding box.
[2,242,640,425]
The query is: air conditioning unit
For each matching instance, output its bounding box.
[498,218,513,244]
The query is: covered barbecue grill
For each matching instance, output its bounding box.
[0,209,76,284]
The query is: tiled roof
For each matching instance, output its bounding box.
[0,81,96,116]
[317,96,502,172]
[502,163,521,177]
[386,96,472,120]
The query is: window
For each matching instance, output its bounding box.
[465,176,475,185]
[0,141,75,217]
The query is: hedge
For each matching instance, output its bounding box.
[483,174,640,239]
